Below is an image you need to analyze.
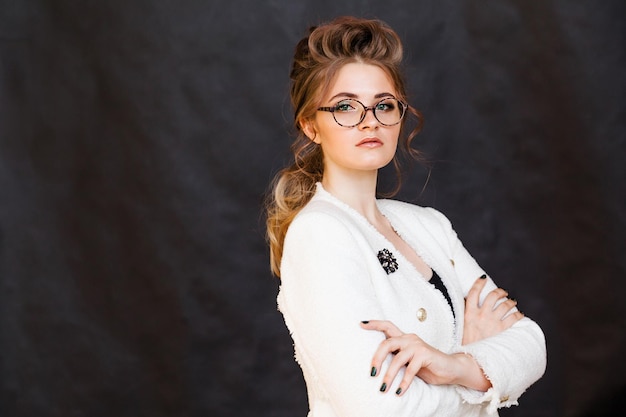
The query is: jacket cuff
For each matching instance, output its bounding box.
[454,385,518,414]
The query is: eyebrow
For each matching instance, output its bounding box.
[328,92,396,102]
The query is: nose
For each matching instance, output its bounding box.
[358,106,379,129]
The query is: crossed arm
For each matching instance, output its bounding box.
[361,276,524,396]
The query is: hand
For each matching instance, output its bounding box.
[360,320,489,395]
[462,276,524,345]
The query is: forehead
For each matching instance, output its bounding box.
[324,62,396,101]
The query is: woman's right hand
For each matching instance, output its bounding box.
[361,320,492,395]
[462,276,524,345]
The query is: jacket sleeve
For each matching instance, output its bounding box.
[426,207,547,413]
[278,209,467,417]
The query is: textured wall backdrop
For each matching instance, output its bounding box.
[1,1,624,416]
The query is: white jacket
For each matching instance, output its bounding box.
[278,183,546,417]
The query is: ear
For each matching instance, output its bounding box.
[299,118,320,144]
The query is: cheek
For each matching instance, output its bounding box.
[317,124,348,146]
[388,128,401,148]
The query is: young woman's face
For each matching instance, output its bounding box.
[302,62,402,179]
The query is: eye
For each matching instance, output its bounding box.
[334,100,358,112]
[376,99,397,112]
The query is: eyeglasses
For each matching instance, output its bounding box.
[317,97,407,127]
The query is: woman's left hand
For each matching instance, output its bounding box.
[462,276,524,345]
[360,320,490,396]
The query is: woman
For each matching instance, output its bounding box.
[265,16,546,417]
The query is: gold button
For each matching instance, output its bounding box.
[450,259,455,267]
[416,308,427,322]
[500,395,509,403]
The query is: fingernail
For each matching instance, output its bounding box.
[480,274,487,279]
[370,367,377,377]
[361,320,369,324]
[380,382,387,392]
[395,387,403,395]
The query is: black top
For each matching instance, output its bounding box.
[429,270,455,319]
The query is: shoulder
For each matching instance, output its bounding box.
[294,198,354,227]
[285,198,360,243]
[281,198,371,275]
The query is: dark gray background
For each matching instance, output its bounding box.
[1,1,624,416]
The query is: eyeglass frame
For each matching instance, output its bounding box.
[317,97,408,128]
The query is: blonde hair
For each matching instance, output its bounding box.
[265,16,424,277]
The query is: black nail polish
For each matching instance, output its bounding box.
[380,382,387,392]
[396,388,402,395]
[361,320,369,324]
[370,367,377,377]
[480,274,487,279]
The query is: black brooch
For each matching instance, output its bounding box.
[377,249,398,274]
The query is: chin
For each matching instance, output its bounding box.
[361,159,395,171]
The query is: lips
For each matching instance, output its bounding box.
[356,137,383,146]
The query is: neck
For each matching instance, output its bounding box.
[321,171,382,223]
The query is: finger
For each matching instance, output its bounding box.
[360,320,403,338]
[395,356,425,396]
[482,288,508,309]
[466,275,488,307]
[502,311,525,327]
[379,350,414,393]
[369,338,404,377]
[493,298,517,317]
